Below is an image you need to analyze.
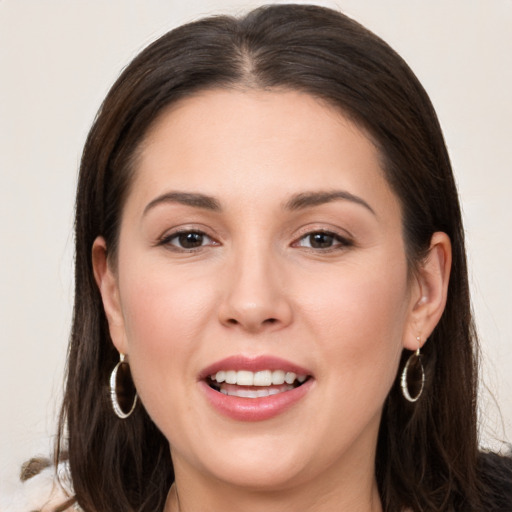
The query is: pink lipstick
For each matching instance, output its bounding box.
[199,355,314,421]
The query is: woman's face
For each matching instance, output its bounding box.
[97,90,425,494]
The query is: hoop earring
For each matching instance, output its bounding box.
[110,353,138,419]
[401,337,425,403]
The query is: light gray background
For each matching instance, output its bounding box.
[1,0,511,499]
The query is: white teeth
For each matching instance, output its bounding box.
[284,372,297,384]
[271,370,285,385]
[225,370,237,384]
[237,388,257,398]
[253,370,272,386]
[221,385,294,398]
[236,370,254,386]
[209,369,308,387]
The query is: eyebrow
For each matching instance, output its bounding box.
[284,190,376,215]
[143,189,375,217]
[143,191,221,216]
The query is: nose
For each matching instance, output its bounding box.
[218,246,293,334]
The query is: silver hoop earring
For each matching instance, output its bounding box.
[401,338,425,403]
[110,353,138,419]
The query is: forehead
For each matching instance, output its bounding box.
[127,88,398,217]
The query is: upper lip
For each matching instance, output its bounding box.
[199,355,312,380]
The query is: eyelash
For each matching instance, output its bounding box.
[292,230,353,251]
[158,229,352,252]
[158,230,218,251]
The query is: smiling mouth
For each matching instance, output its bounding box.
[207,370,310,398]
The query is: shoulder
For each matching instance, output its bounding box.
[478,450,512,511]
[3,457,79,512]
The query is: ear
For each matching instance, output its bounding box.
[92,236,128,355]
[403,232,452,350]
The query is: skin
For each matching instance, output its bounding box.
[93,89,451,512]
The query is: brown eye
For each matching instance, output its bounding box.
[308,232,335,248]
[295,231,349,250]
[165,231,212,249]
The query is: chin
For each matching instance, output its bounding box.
[203,456,308,492]
[172,432,314,492]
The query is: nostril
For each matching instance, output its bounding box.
[225,317,278,328]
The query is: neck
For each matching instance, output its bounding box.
[165,412,384,512]
[164,460,382,512]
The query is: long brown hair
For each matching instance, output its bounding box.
[57,4,510,511]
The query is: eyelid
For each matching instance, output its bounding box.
[156,226,220,251]
[291,226,354,251]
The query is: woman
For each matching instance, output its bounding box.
[17,3,511,511]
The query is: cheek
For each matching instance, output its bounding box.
[299,258,410,397]
[302,255,409,334]
[116,264,217,412]
[119,248,218,344]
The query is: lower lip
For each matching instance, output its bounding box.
[200,379,314,421]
